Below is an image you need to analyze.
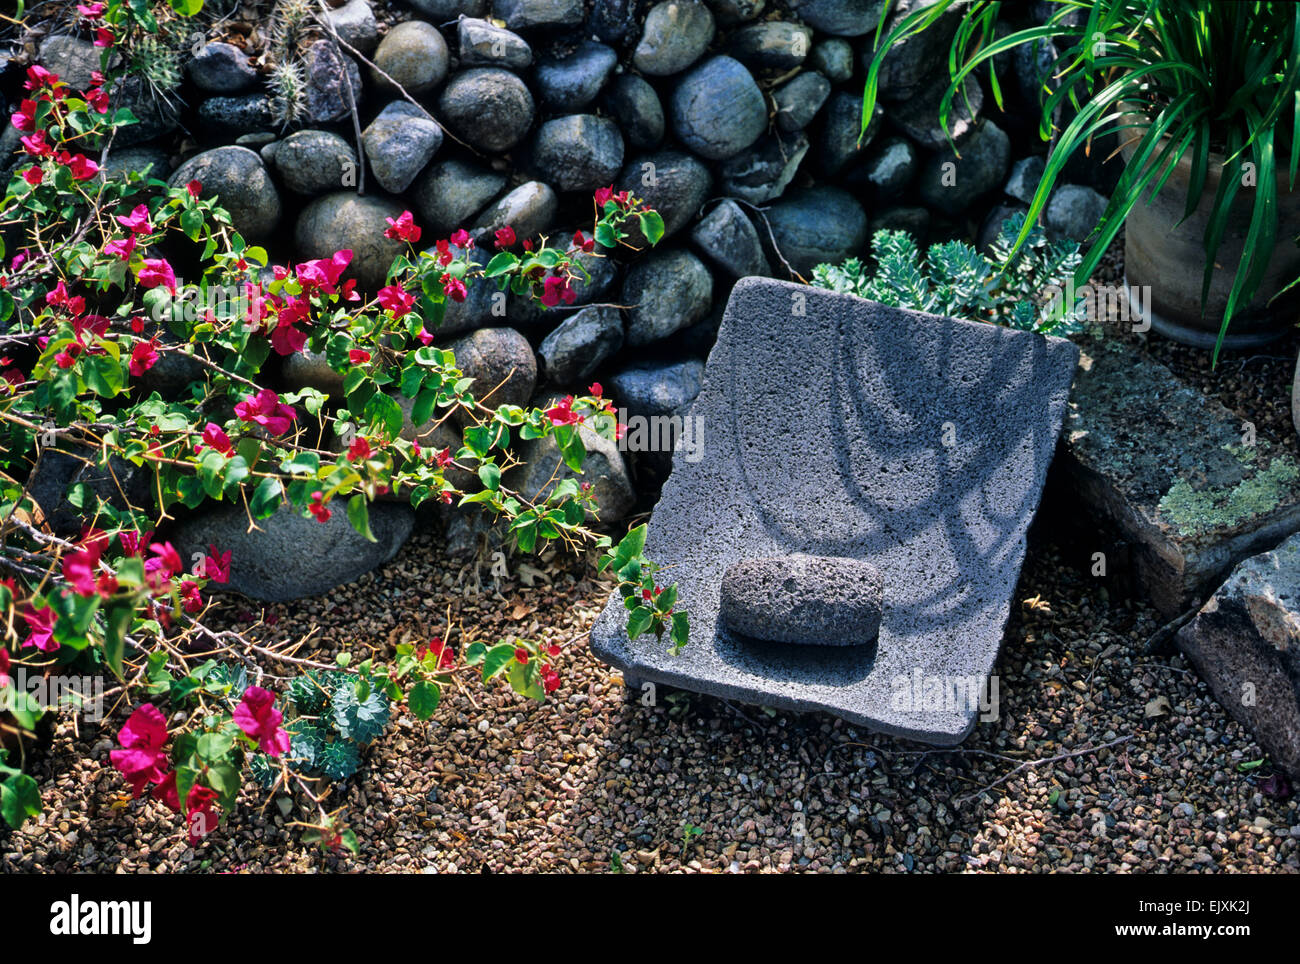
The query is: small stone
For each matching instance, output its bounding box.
[371,20,449,95]
[38,34,103,91]
[438,68,535,152]
[868,0,963,101]
[267,129,357,196]
[615,150,711,242]
[717,131,809,204]
[325,0,379,56]
[602,74,665,151]
[470,180,558,245]
[295,192,407,291]
[363,101,443,194]
[607,358,705,419]
[786,0,885,36]
[670,56,766,161]
[1005,155,1046,204]
[623,249,713,347]
[197,94,277,140]
[891,75,982,151]
[869,204,930,239]
[188,42,257,93]
[765,185,867,276]
[492,0,585,30]
[633,1,716,76]
[846,134,917,203]
[772,72,831,132]
[690,200,768,278]
[726,21,813,70]
[411,159,506,235]
[538,305,625,384]
[591,0,642,43]
[169,147,282,241]
[817,92,882,176]
[446,327,537,417]
[457,18,532,70]
[720,554,884,646]
[303,41,365,125]
[917,119,1010,213]
[1044,184,1109,243]
[534,41,618,111]
[531,114,624,193]
[807,38,854,83]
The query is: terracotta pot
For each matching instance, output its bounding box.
[1121,116,1300,349]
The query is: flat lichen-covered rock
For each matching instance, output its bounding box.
[590,278,1078,744]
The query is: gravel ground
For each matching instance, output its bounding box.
[3,238,1298,873]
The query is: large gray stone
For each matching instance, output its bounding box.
[607,358,705,419]
[362,101,443,194]
[772,71,831,133]
[916,119,1010,213]
[807,38,854,82]
[188,42,257,93]
[267,129,357,196]
[623,249,713,347]
[302,41,364,125]
[817,92,882,177]
[670,56,766,161]
[172,502,414,603]
[726,21,813,70]
[169,147,282,241]
[867,0,963,101]
[295,192,407,291]
[325,0,379,55]
[28,445,153,536]
[531,115,624,193]
[469,180,558,245]
[458,18,533,70]
[371,19,449,95]
[602,75,665,152]
[534,41,618,111]
[716,131,809,204]
[765,185,867,277]
[446,327,537,418]
[1177,533,1300,784]
[786,0,885,36]
[1044,183,1108,243]
[846,134,917,203]
[720,555,884,646]
[891,74,982,151]
[538,305,624,384]
[438,68,535,152]
[411,159,506,235]
[492,0,584,29]
[690,199,768,278]
[615,150,711,244]
[1060,346,1300,618]
[590,278,1079,743]
[634,1,716,76]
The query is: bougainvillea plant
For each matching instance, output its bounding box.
[0,47,684,852]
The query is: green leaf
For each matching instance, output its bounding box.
[0,773,42,829]
[484,252,519,277]
[670,611,690,654]
[408,680,441,720]
[250,476,283,519]
[481,643,516,682]
[347,494,377,542]
[637,210,665,246]
[478,462,501,491]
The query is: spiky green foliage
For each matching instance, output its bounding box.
[811,213,1085,335]
[267,58,309,130]
[269,0,317,58]
[128,30,185,108]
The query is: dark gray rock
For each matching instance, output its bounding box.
[1044,183,1108,243]
[690,199,768,278]
[1005,154,1045,204]
[325,0,379,56]
[602,74,665,151]
[890,74,981,151]
[623,249,712,346]
[412,159,506,235]
[670,55,766,161]
[371,20,449,95]
[295,192,407,291]
[707,0,764,23]
[506,246,620,326]
[977,201,1027,254]
[410,0,488,17]
[727,21,813,70]
[438,68,535,152]
[110,74,180,147]
[170,147,282,241]
[432,243,499,335]
[283,350,345,397]
[38,34,104,91]
[538,305,625,383]
[846,134,917,202]
[717,131,809,204]
[818,92,882,176]
[188,42,257,93]
[1060,347,1300,619]
[807,38,854,82]
[100,146,170,184]
[303,41,364,125]
[615,150,711,243]
[198,94,277,140]
[363,101,443,194]
[172,502,414,603]
[534,41,618,111]
[508,409,636,522]
[531,114,624,192]
[493,0,585,28]
[772,71,831,132]
[470,180,558,245]
[29,445,153,536]
[916,119,1010,213]
[870,204,931,239]
[590,278,1080,743]
[766,186,867,276]
[869,0,963,101]
[634,1,716,76]
[1015,35,1058,110]
[591,0,642,43]
[1177,533,1300,785]
[721,554,884,646]
[267,129,357,196]
[607,358,705,418]
[458,17,533,69]
[786,0,885,36]
[446,327,537,417]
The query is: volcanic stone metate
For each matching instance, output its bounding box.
[590,279,1080,743]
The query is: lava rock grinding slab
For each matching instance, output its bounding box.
[590,278,1079,743]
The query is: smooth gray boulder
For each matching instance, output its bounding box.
[623,249,713,347]
[295,192,406,291]
[412,159,506,235]
[615,150,711,243]
[607,358,704,419]
[267,129,357,196]
[847,134,917,203]
[772,71,831,132]
[458,17,533,69]
[720,555,884,646]
[786,0,885,36]
[538,305,624,383]
[324,0,379,55]
[634,1,716,76]
[916,119,1010,213]
[591,278,1080,743]
[470,180,558,245]
[807,38,854,82]
[535,41,618,111]
[507,414,635,523]
[446,327,537,418]
[670,55,766,161]
[438,68,535,152]
[690,199,768,278]
[362,101,443,194]
[169,147,281,241]
[602,74,665,151]
[531,114,624,193]
[188,42,257,93]
[173,502,413,602]
[371,20,449,94]
[765,185,867,276]
[1044,183,1109,242]
[726,21,813,70]
[493,0,584,29]
[1177,533,1300,785]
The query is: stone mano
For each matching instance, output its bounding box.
[590,278,1079,743]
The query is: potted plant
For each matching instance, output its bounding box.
[863,0,1300,361]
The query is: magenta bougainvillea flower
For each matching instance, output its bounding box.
[441,274,467,303]
[494,226,515,248]
[376,284,415,317]
[197,422,233,456]
[136,258,175,292]
[384,210,421,243]
[233,686,291,757]
[110,704,170,797]
[540,275,576,307]
[22,603,58,652]
[234,388,296,435]
[128,338,159,376]
[115,203,152,234]
[205,545,231,584]
[544,396,583,426]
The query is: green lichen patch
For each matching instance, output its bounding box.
[1158,449,1300,537]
